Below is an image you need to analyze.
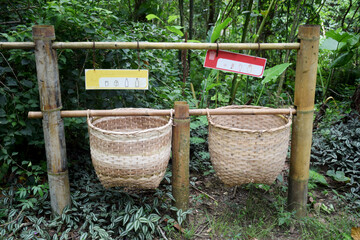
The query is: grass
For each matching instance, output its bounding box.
[169,179,359,240]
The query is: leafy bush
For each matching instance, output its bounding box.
[189,116,212,175]
[0,161,190,239]
[311,112,360,208]
[0,0,194,185]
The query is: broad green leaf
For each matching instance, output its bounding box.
[21,80,33,88]
[146,14,163,23]
[123,214,130,225]
[139,217,150,223]
[261,63,292,84]
[167,15,179,23]
[119,230,129,237]
[190,137,206,144]
[326,30,352,43]
[79,232,88,240]
[327,170,351,182]
[134,220,140,231]
[135,207,144,219]
[347,34,360,46]
[125,221,134,232]
[206,82,222,91]
[309,170,328,186]
[211,17,232,43]
[149,214,161,222]
[187,40,201,43]
[0,109,6,117]
[320,37,338,50]
[165,26,183,36]
[330,51,354,68]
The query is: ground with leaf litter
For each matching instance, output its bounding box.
[180,168,359,240]
[0,149,359,239]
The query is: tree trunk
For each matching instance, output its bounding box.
[188,0,194,69]
[179,0,184,28]
[351,84,360,114]
[207,0,215,32]
[134,0,147,22]
[276,0,302,98]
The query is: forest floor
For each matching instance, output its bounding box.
[1,152,359,239]
[167,161,359,240]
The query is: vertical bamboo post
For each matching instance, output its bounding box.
[288,25,320,217]
[32,25,71,215]
[172,101,190,211]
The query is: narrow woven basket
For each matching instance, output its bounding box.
[87,109,172,189]
[207,105,292,186]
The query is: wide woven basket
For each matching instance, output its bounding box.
[208,105,292,186]
[87,109,172,189]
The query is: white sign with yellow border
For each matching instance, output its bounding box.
[85,69,149,90]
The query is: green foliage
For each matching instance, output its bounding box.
[0,1,360,238]
[255,63,292,105]
[189,116,212,174]
[326,170,351,183]
[312,112,360,209]
[308,169,328,190]
[261,63,292,85]
[145,14,183,36]
[0,162,188,239]
[210,17,232,43]
[0,0,194,186]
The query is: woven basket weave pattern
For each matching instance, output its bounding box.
[208,105,291,186]
[88,113,172,189]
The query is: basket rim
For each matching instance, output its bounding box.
[87,108,172,135]
[207,105,292,133]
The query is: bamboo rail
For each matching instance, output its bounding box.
[28,108,296,119]
[0,41,300,50]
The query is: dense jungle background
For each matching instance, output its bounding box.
[0,0,359,239]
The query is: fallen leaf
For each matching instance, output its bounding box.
[314,202,322,213]
[352,227,360,240]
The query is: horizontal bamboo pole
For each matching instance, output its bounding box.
[28,108,296,119]
[0,42,300,50]
[0,42,35,49]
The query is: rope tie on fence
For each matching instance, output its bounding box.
[41,106,63,113]
[256,42,261,58]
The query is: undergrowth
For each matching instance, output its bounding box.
[311,111,360,209]
[0,158,191,239]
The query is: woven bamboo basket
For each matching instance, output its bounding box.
[207,105,292,186]
[87,109,172,189]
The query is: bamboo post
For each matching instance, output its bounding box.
[172,101,190,211]
[288,25,320,217]
[32,25,71,215]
